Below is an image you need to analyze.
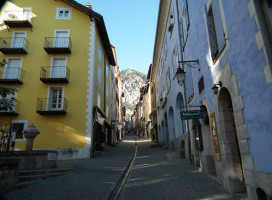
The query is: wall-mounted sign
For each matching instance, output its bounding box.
[180,110,202,120]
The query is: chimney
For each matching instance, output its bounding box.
[85,3,92,10]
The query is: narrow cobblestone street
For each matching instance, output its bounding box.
[6,135,247,200]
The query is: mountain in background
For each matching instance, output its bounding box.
[121,69,147,116]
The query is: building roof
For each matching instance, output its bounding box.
[60,0,116,66]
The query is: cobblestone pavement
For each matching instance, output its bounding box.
[6,136,136,200]
[118,139,247,200]
[6,136,247,200]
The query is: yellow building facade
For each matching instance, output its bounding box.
[0,0,115,159]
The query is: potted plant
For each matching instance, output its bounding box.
[168,23,174,32]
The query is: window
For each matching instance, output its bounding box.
[98,66,101,86]
[11,120,27,140]
[105,61,109,77]
[54,30,70,48]
[0,87,17,112]
[11,31,26,48]
[47,87,64,111]
[255,0,272,75]
[164,42,167,60]
[179,0,190,50]
[172,44,179,77]
[97,92,101,108]
[4,57,22,80]
[106,82,108,98]
[166,69,171,94]
[51,57,67,78]
[105,104,108,117]
[198,76,204,94]
[98,41,101,61]
[56,8,72,19]
[207,0,226,61]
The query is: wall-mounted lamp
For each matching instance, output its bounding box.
[175,67,186,85]
[175,59,200,85]
[160,97,167,104]
[211,81,222,95]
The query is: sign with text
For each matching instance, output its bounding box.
[180,110,202,120]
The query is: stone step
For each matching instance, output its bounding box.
[18,172,68,183]
[18,168,74,176]
[15,168,74,188]
[16,180,46,189]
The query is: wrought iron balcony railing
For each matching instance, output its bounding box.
[0,37,29,54]
[0,100,20,116]
[36,98,67,114]
[44,37,72,54]
[0,67,25,84]
[3,10,33,28]
[40,66,70,83]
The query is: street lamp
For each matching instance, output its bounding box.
[211,81,222,95]
[176,59,200,85]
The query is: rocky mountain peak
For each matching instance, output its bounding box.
[121,69,147,116]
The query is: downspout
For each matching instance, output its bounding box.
[176,0,191,162]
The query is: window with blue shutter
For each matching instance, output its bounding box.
[207,0,226,61]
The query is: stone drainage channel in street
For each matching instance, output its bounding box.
[104,139,138,200]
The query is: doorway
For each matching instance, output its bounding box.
[218,88,245,193]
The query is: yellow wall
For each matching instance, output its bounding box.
[0,0,92,149]
[93,30,111,124]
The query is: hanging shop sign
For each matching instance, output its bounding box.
[96,112,105,125]
[210,112,221,162]
[180,110,202,120]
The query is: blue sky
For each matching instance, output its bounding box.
[76,0,159,75]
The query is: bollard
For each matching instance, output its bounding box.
[22,122,40,152]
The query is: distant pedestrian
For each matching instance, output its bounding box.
[116,130,120,142]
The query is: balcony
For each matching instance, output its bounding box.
[44,37,72,54]
[0,37,29,54]
[3,10,33,28]
[40,66,70,83]
[0,67,25,84]
[36,98,67,115]
[0,100,20,116]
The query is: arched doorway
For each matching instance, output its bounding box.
[161,121,166,142]
[158,125,161,142]
[164,113,169,142]
[176,93,186,136]
[168,107,176,141]
[218,88,245,193]
[199,105,216,175]
[180,140,185,159]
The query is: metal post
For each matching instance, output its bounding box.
[176,0,191,162]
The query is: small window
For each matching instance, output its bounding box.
[97,92,101,108]
[105,61,109,77]
[11,121,27,140]
[106,82,108,98]
[198,76,204,94]
[98,66,101,86]
[56,8,72,19]
[98,42,101,61]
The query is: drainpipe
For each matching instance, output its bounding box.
[176,0,191,162]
